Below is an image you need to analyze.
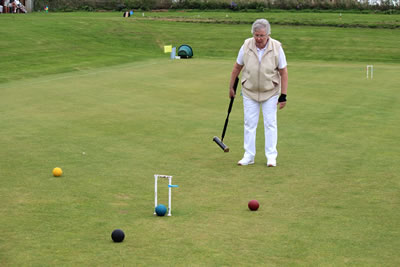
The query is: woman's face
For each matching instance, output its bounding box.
[253,29,269,48]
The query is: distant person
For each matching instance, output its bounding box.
[229,19,288,167]
[15,0,27,13]
[4,0,10,13]
[10,0,16,13]
[9,0,26,13]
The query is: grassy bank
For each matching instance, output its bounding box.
[1,12,399,84]
[140,10,400,28]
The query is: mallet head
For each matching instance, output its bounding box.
[213,136,229,152]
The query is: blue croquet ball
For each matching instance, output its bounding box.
[155,204,167,216]
[111,229,125,242]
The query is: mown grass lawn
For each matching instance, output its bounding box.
[0,11,399,266]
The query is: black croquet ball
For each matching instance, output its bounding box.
[111,229,125,242]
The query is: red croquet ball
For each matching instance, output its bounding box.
[248,200,259,211]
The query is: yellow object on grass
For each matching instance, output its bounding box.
[164,45,172,53]
[53,167,63,177]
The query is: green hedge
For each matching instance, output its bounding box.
[33,0,400,12]
[33,0,172,11]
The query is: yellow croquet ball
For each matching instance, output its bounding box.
[52,167,63,177]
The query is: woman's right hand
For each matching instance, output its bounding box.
[229,87,236,98]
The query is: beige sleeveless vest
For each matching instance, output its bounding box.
[241,37,281,102]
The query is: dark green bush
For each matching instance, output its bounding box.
[33,0,400,12]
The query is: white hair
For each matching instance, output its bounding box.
[251,19,271,35]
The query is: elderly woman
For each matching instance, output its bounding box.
[229,19,288,167]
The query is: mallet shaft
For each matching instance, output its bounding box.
[221,77,239,141]
[213,76,239,153]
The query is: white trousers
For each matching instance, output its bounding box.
[242,94,278,163]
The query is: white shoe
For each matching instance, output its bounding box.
[237,157,254,166]
[267,161,276,167]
